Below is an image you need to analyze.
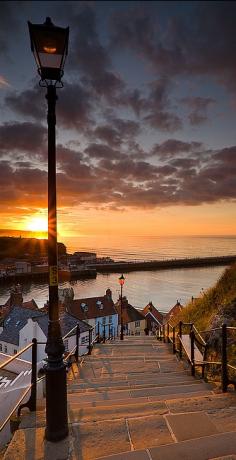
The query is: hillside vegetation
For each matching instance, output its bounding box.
[176,263,236,332]
[0,237,66,260]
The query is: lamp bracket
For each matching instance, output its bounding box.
[39,79,64,88]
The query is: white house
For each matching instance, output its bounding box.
[67,289,119,340]
[15,261,31,274]
[0,306,91,362]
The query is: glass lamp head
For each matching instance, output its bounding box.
[28,17,69,82]
[119,274,125,286]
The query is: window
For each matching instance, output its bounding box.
[135,321,140,327]
[81,336,89,344]
[109,316,112,324]
[64,340,68,352]
[4,346,7,353]
[102,317,106,325]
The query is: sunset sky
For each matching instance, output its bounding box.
[1,1,236,237]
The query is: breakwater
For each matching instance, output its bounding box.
[88,255,236,273]
[0,268,97,285]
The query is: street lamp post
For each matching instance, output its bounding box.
[28,17,69,442]
[118,274,125,340]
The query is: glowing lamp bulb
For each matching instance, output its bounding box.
[43,45,57,53]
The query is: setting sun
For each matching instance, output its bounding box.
[26,216,48,233]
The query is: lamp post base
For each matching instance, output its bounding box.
[45,362,68,442]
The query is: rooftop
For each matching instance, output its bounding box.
[67,289,117,321]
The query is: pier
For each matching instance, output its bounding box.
[88,254,236,273]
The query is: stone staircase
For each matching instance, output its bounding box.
[3,336,236,459]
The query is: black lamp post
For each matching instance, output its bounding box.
[28,17,69,442]
[118,274,125,340]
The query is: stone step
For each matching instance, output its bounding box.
[68,376,202,393]
[67,384,213,406]
[70,368,191,382]
[68,393,215,423]
[77,362,184,379]
[96,432,236,460]
[21,392,233,429]
[69,399,167,422]
[6,422,236,460]
[71,368,189,383]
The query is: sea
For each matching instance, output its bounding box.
[1,235,236,313]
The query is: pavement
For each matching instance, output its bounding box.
[3,336,236,459]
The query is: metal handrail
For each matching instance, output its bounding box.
[0,342,33,371]
[192,325,207,346]
[0,385,32,432]
[199,327,222,333]
[227,363,236,371]
[154,320,236,393]
[0,323,100,434]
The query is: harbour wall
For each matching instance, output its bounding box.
[88,255,236,273]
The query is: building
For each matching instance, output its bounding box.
[164,300,184,325]
[142,301,164,333]
[0,306,91,362]
[67,289,118,339]
[115,297,146,336]
[68,252,97,267]
[0,284,43,322]
[15,261,31,274]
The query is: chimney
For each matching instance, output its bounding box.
[121,296,128,308]
[106,289,112,300]
[10,284,23,306]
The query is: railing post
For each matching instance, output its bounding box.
[159,326,163,341]
[221,323,228,392]
[173,327,176,354]
[108,324,111,340]
[103,324,106,343]
[179,321,182,359]
[167,323,170,343]
[190,330,195,376]
[163,324,166,343]
[97,322,100,342]
[88,328,92,355]
[75,325,80,362]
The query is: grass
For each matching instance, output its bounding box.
[174,263,236,332]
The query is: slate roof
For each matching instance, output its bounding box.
[0,307,90,347]
[115,298,145,325]
[67,291,117,321]
[34,312,91,337]
[0,298,42,324]
[0,306,45,345]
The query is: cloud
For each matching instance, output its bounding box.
[5,82,93,131]
[69,6,126,103]
[143,78,182,132]
[182,97,215,125]
[0,75,10,88]
[0,2,23,58]
[109,3,236,94]
[5,85,45,120]
[1,140,236,210]
[93,118,140,146]
[151,139,202,158]
[84,143,121,160]
[0,122,47,157]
